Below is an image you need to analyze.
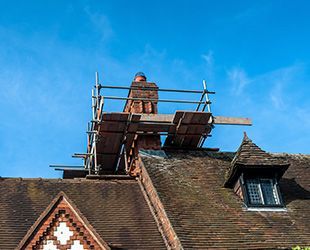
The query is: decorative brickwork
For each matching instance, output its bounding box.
[124,81,159,114]
[124,81,161,150]
[18,192,110,250]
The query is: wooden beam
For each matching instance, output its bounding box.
[213,116,252,126]
[139,114,252,126]
[139,114,173,123]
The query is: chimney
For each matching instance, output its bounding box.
[124,72,161,150]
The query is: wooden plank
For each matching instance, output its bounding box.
[94,112,252,168]
[212,116,252,125]
[96,154,117,171]
[173,111,185,123]
[186,113,212,147]
[96,133,123,153]
[127,114,140,132]
[164,112,212,148]
[98,121,126,132]
[97,113,124,155]
[188,125,212,147]
[139,114,173,123]
[125,115,140,154]
[96,113,141,172]
[197,112,211,124]
[97,154,117,162]
[102,112,131,121]
[139,113,251,126]
[165,111,185,147]
[98,114,120,154]
[170,111,192,146]
[165,111,185,146]
[182,112,195,124]
[177,113,202,146]
[138,123,171,132]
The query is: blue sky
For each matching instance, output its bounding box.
[0,1,309,178]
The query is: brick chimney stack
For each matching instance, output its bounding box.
[124,72,161,150]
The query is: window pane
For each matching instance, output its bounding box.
[260,179,279,205]
[246,179,263,205]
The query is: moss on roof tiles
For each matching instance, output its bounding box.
[141,149,310,249]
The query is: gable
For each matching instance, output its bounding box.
[0,178,166,250]
[18,192,110,250]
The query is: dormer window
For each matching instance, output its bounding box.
[224,133,290,210]
[244,177,282,207]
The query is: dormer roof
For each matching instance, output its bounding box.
[232,132,288,166]
[225,133,290,187]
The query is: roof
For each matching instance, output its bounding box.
[0,178,166,250]
[141,149,310,249]
[225,134,290,187]
[231,133,289,166]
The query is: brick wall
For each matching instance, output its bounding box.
[124,81,159,114]
[124,81,161,150]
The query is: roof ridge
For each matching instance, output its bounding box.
[0,177,136,183]
[272,152,310,156]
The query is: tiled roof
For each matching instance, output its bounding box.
[231,133,289,166]
[141,150,310,249]
[225,134,290,187]
[0,178,166,250]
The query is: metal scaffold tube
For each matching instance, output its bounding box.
[102,96,211,104]
[98,84,215,94]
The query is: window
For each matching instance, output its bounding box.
[244,177,283,207]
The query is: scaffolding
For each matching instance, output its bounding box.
[50,72,252,177]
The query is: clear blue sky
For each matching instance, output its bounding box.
[1,1,309,178]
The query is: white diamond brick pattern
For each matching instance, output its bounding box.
[43,240,58,250]
[71,240,85,250]
[54,222,73,245]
